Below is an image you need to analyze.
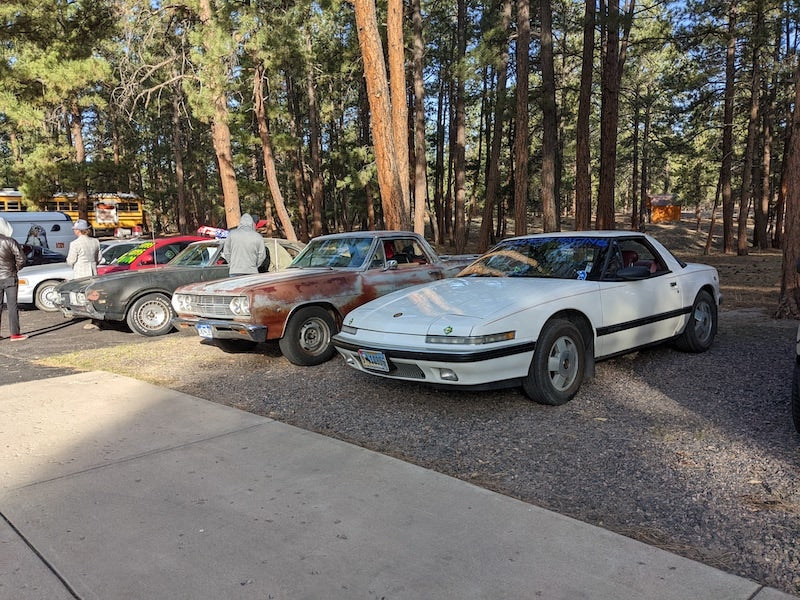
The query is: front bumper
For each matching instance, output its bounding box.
[56,292,106,320]
[172,317,267,343]
[332,336,535,386]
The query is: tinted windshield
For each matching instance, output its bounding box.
[290,236,375,269]
[169,242,222,267]
[459,237,610,279]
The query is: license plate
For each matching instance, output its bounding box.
[358,349,390,372]
[196,323,214,339]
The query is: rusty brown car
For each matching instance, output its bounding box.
[171,231,476,366]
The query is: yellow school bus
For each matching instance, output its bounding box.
[1,190,146,233]
[48,192,146,234]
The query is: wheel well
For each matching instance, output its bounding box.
[35,278,65,293]
[698,284,718,304]
[125,289,173,316]
[279,303,341,338]
[547,309,596,377]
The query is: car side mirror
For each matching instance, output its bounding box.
[140,256,154,266]
[384,259,399,271]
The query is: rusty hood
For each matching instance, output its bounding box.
[174,267,356,296]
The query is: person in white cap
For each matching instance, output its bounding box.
[67,219,101,279]
[0,217,28,341]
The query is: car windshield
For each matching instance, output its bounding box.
[289,236,375,269]
[113,241,155,266]
[458,237,611,279]
[169,242,221,267]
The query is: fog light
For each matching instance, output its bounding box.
[439,368,459,381]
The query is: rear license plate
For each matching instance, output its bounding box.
[358,349,390,372]
[196,323,213,339]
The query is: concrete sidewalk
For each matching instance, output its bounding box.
[0,372,793,600]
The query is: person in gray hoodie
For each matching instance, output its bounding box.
[0,217,28,340]
[221,213,267,276]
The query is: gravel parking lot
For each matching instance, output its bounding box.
[2,304,798,596]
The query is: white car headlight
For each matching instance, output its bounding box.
[173,294,188,311]
[426,331,516,345]
[229,296,250,316]
[70,291,87,306]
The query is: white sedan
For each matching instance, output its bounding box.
[17,239,140,311]
[333,231,722,405]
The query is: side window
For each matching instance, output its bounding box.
[369,244,387,269]
[383,238,429,266]
[156,244,179,263]
[601,238,666,280]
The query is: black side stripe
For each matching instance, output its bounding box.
[334,339,536,363]
[596,306,691,337]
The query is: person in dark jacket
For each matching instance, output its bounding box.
[221,213,267,276]
[0,217,28,341]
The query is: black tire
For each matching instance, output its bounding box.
[792,361,800,433]
[523,318,585,405]
[34,280,63,312]
[675,290,717,352]
[126,293,175,337]
[278,306,337,366]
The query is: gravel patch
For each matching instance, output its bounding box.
[10,305,800,596]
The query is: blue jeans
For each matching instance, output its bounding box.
[0,275,20,336]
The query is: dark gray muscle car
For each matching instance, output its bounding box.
[54,238,303,336]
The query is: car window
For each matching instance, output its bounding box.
[291,237,375,269]
[155,243,182,264]
[600,238,667,280]
[170,243,220,267]
[459,237,609,279]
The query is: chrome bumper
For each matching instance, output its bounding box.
[172,317,267,343]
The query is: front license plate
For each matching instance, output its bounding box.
[196,323,214,339]
[358,349,390,372]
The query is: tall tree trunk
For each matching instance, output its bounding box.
[540,0,558,232]
[514,0,531,236]
[305,37,326,237]
[286,73,311,242]
[254,62,298,242]
[721,2,737,253]
[736,8,762,257]
[777,58,800,318]
[70,102,89,222]
[171,85,188,234]
[411,0,428,235]
[353,0,408,231]
[433,79,447,244]
[630,93,640,230]
[575,0,595,231]
[453,0,467,252]
[640,102,651,226]
[388,0,411,223]
[597,0,620,230]
[479,0,512,252]
[198,0,240,229]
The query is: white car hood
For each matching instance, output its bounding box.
[346,277,595,336]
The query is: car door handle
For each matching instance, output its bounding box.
[670,282,677,287]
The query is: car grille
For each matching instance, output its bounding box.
[390,362,426,379]
[185,295,236,318]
